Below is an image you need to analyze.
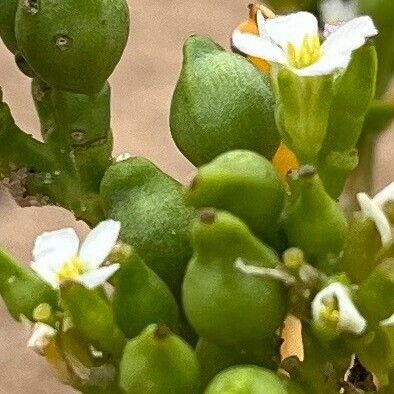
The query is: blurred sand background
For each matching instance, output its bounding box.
[0,1,392,392]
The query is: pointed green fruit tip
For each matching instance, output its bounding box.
[154,324,172,341]
[199,209,217,225]
[183,35,223,62]
[296,165,317,179]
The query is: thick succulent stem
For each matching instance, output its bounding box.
[0,80,113,225]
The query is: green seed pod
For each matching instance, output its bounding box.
[112,245,180,339]
[182,209,287,348]
[318,45,377,198]
[204,365,287,394]
[196,337,279,388]
[119,324,201,394]
[0,248,57,321]
[100,157,195,298]
[170,35,279,166]
[284,166,348,268]
[15,0,129,94]
[355,259,394,324]
[0,0,18,53]
[184,150,285,246]
[341,213,383,283]
[60,282,126,357]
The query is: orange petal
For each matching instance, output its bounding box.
[273,142,299,180]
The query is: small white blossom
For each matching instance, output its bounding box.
[28,323,57,355]
[357,182,394,247]
[312,282,367,335]
[232,10,377,76]
[31,220,121,289]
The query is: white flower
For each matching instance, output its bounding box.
[31,220,121,289]
[28,323,57,355]
[312,282,367,335]
[357,182,394,247]
[232,11,377,76]
[320,0,358,24]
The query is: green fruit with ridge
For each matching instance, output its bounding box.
[15,0,129,94]
[182,209,287,348]
[204,365,287,394]
[184,150,285,245]
[119,324,201,394]
[170,35,279,166]
[112,245,180,339]
[100,157,195,299]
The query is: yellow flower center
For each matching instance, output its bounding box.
[319,296,340,327]
[57,257,86,283]
[287,34,321,69]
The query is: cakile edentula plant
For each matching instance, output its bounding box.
[0,0,393,393]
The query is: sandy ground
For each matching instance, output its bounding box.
[0,1,392,392]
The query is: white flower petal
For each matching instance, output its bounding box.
[78,264,120,289]
[31,262,60,289]
[28,323,57,355]
[231,31,287,64]
[32,228,79,271]
[312,282,367,335]
[357,192,392,247]
[291,51,351,76]
[380,313,394,327]
[79,220,121,270]
[373,182,394,208]
[256,11,266,38]
[322,16,378,55]
[264,12,319,52]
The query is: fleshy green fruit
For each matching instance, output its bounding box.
[184,150,285,245]
[100,157,195,298]
[119,324,201,394]
[182,209,287,348]
[284,166,347,267]
[112,245,180,338]
[170,35,279,166]
[205,365,287,394]
[15,0,129,94]
[0,0,18,53]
